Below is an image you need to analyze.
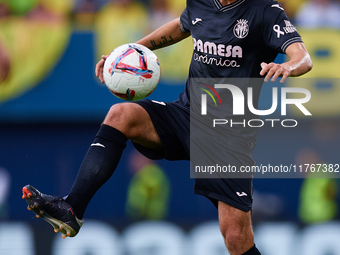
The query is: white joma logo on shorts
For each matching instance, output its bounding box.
[192,18,202,25]
[236,192,248,197]
[151,100,166,106]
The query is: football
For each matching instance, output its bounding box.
[103,43,161,101]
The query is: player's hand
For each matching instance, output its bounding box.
[260,62,291,83]
[95,55,108,83]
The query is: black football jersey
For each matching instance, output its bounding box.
[178,0,302,106]
[177,0,303,142]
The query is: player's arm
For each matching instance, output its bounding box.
[260,42,313,83]
[95,18,190,83]
[136,17,191,50]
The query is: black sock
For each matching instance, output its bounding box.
[242,244,261,255]
[65,124,127,219]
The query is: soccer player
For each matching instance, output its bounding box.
[22,0,312,254]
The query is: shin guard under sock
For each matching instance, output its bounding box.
[66,124,127,219]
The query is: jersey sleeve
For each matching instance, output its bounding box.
[262,2,303,53]
[180,8,190,33]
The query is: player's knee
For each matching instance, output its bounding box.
[221,225,253,254]
[103,103,145,138]
[223,229,244,251]
[105,103,127,122]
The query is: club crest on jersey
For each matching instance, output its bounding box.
[233,19,249,39]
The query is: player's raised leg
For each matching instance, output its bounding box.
[22,102,162,238]
[218,201,260,255]
[64,102,162,219]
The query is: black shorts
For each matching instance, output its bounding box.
[133,99,254,212]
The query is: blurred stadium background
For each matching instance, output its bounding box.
[0,0,340,254]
